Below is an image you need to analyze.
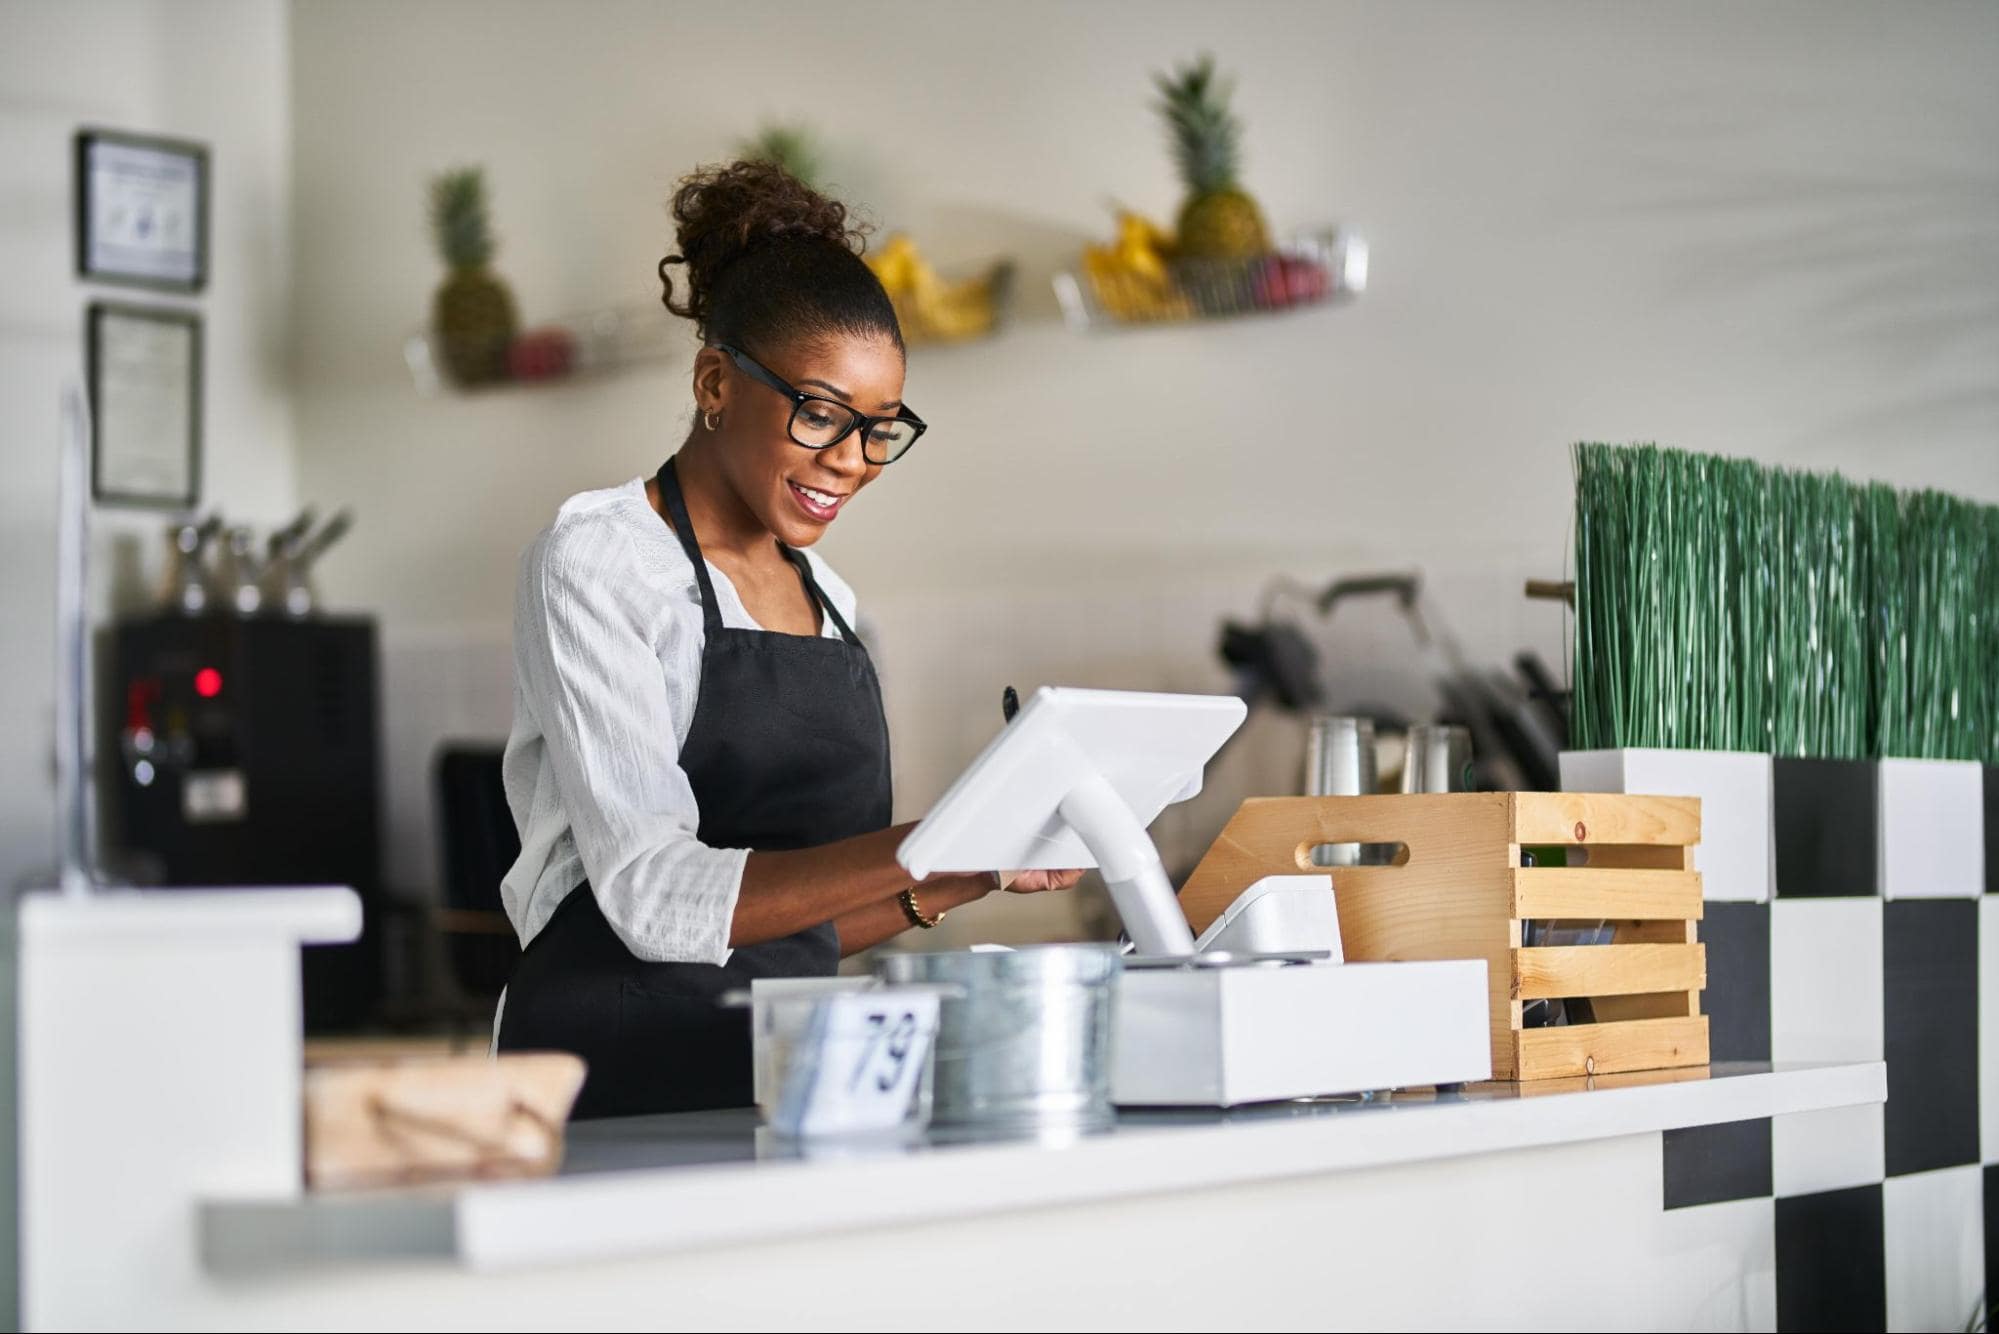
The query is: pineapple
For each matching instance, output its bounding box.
[1155,55,1270,260]
[428,167,518,386]
[737,123,822,190]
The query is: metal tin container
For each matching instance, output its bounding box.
[1402,723,1473,793]
[1304,714,1377,865]
[875,945,1121,1131]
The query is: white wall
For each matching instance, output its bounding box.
[286,1,1999,929]
[1,0,300,894]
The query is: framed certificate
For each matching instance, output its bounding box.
[88,302,202,509]
[75,129,209,292]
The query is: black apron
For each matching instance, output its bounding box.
[497,457,893,1118]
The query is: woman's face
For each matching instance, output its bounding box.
[700,333,905,550]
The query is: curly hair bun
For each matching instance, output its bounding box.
[658,160,899,352]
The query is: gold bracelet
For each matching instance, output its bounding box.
[899,886,943,929]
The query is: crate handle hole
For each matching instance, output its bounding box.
[1301,841,1409,869]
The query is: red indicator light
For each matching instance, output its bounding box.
[193,667,224,698]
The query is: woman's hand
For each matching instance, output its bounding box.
[999,868,1085,895]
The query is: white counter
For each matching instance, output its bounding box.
[19,890,1885,1330]
[204,1060,1881,1275]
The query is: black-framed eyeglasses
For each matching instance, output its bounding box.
[715,342,927,466]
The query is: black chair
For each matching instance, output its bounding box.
[432,744,522,1003]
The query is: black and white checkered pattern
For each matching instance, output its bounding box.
[1643,758,1996,1333]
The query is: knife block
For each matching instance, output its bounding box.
[1178,792,1709,1081]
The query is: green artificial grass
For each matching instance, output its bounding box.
[1772,467,1867,759]
[1862,482,1909,759]
[1573,442,1768,752]
[1886,489,1992,760]
[1572,444,1996,762]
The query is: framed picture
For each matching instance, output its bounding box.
[88,302,202,509]
[75,129,209,292]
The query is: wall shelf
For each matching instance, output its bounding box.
[404,305,683,395]
[1054,227,1368,332]
[403,262,1018,395]
[400,228,1359,395]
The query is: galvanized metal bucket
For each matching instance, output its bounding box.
[875,945,1122,1131]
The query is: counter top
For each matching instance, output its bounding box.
[21,886,361,946]
[201,1059,1881,1275]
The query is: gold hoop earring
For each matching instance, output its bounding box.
[703,409,722,432]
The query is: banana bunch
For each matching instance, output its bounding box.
[868,234,1003,343]
[1082,212,1192,322]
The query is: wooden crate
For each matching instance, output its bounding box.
[1178,792,1708,1081]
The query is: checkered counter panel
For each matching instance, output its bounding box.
[1656,882,1992,1331]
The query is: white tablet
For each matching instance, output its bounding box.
[896,687,1247,953]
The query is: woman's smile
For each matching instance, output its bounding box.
[786,478,848,523]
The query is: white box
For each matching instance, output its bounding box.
[1561,748,1770,903]
[1877,757,1984,900]
[1111,959,1491,1107]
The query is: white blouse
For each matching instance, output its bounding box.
[498,476,859,967]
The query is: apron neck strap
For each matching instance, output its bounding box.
[657,456,861,646]
[655,457,724,635]
[779,546,861,646]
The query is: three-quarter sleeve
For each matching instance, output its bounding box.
[513,519,747,965]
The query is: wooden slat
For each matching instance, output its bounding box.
[1510,792,1700,848]
[1511,868,1703,921]
[1588,992,1701,1022]
[1513,1016,1710,1080]
[1513,943,1706,1000]
[1575,843,1694,870]
[1594,919,1701,1023]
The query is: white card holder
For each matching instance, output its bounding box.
[766,990,942,1139]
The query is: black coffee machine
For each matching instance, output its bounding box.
[105,613,383,1031]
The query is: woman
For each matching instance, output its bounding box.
[495,162,1078,1118]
